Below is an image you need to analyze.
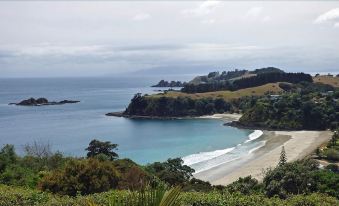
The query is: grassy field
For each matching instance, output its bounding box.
[151,83,283,101]
[313,75,339,88]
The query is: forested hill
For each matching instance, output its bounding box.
[182,72,312,93]
[189,67,284,85]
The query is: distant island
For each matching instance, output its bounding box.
[9,97,80,106]
[152,80,186,87]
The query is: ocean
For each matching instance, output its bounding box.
[0,76,264,172]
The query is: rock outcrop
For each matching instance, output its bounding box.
[9,98,80,106]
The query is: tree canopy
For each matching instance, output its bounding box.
[85,139,119,160]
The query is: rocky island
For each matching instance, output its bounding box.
[9,97,80,106]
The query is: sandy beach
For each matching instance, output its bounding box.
[197,113,242,121]
[195,130,332,185]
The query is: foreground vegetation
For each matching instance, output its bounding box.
[0,134,339,205]
[1,184,338,206]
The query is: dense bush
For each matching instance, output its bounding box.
[239,92,339,130]
[324,149,339,161]
[312,170,339,199]
[263,159,319,198]
[225,176,262,195]
[232,72,313,90]
[0,143,68,189]
[178,191,338,206]
[38,158,120,196]
[1,184,338,206]
[182,72,312,93]
[112,159,152,190]
[145,158,195,186]
[124,94,231,117]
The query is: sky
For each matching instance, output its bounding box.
[0,1,339,77]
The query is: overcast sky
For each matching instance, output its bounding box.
[0,1,339,77]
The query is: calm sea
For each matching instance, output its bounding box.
[0,76,264,171]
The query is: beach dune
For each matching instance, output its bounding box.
[195,130,332,185]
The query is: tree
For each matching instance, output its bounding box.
[145,158,195,186]
[86,139,118,160]
[330,130,338,147]
[0,144,17,172]
[226,176,262,195]
[24,141,52,158]
[278,146,287,167]
[263,159,318,198]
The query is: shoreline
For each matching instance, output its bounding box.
[105,112,242,121]
[107,111,333,186]
[194,130,332,185]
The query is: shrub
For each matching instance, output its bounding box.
[38,158,120,196]
[226,176,262,195]
[324,149,339,161]
[263,159,318,198]
[325,164,339,173]
[312,170,339,199]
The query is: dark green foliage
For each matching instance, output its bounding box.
[182,72,312,93]
[312,170,339,198]
[325,164,339,173]
[0,164,39,188]
[263,159,319,198]
[125,95,231,117]
[152,80,185,87]
[297,82,335,94]
[86,139,118,160]
[0,144,68,189]
[278,146,287,167]
[38,158,120,196]
[182,178,213,192]
[251,67,285,74]
[226,176,262,195]
[330,130,338,147]
[278,82,294,91]
[192,69,248,84]
[239,92,339,130]
[0,145,16,173]
[232,72,312,91]
[324,149,339,161]
[145,158,194,186]
[1,184,339,206]
[178,191,338,206]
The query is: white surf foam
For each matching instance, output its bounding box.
[248,140,266,154]
[182,147,235,166]
[245,130,263,143]
[182,130,264,172]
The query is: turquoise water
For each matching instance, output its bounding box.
[0,77,259,167]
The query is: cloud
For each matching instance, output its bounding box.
[314,8,339,27]
[245,7,270,23]
[245,7,263,18]
[133,13,151,21]
[182,1,221,17]
[13,44,108,57]
[201,19,215,24]
[262,16,271,23]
